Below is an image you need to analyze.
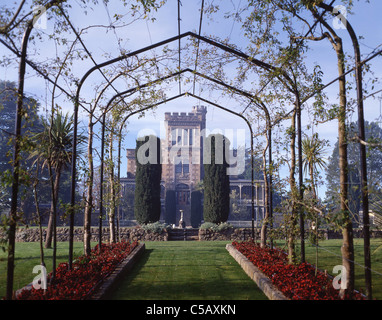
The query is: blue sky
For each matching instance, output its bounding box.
[1,0,382,200]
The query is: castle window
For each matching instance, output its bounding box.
[171,129,176,145]
[189,129,193,145]
[175,161,182,173]
[175,161,189,174]
[177,128,182,145]
[184,129,188,146]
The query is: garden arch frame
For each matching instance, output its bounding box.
[92,66,275,245]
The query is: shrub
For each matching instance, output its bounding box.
[140,221,169,234]
[203,134,230,224]
[165,190,176,225]
[191,190,203,228]
[200,222,233,232]
[134,135,162,224]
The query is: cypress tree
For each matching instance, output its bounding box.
[191,190,203,228]
[134,135,162,224]
[165,190,176,225]
[203,134,230,224]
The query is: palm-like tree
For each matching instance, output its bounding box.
[302,132,328,275]
[302,132,328,200]
[30,112,75,249]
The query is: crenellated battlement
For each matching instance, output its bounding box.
[164,105,207,121]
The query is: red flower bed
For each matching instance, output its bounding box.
[17,241,138,300]
[232,241,364,300]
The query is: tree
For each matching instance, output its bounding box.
[83,106,95,256]
[1,0,67,300]
[134,135,162,224]
[30,112,76,249]
[203,134,230,224]
[165,190,176,225]
[238,148,263,180]
[105,121,117,244]
[286,109,299,264]
[29,110,79,284]
[302,132,328,274]
[296,1,356,298]
[326,121,382,222]
[302,132,328,201]
[0,81,44,215]
[191,190,203,228]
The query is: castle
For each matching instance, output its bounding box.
[120,106,265,227]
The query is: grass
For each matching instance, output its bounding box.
[0,242,86,298]
[109,241,268,300]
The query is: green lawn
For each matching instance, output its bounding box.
[109,241,268,300]
[0,242,86,298]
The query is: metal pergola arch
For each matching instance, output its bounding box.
[91,67,276,245]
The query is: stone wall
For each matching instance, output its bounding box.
[2,226,380,243]
[5,226,257,243]
[199,227,382,241]
[0,226,168,243]
[129,227,168,241]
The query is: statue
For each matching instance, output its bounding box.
[178,210,185,228]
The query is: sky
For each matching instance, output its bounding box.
[1,0,382,200]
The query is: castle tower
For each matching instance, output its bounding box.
[162,106,207,225]
[124,106,207,226]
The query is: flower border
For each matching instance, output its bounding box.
[16,241,138,300]
[232,241,364,300]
